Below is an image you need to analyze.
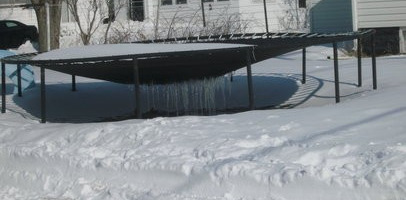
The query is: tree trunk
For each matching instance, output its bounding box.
[31,0,47,52]
[31,0,62,51]
[66,0,96,45]
[49,0,62,50]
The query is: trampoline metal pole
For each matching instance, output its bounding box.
[263,0,269,37]
[72,75,76,91]
[302,48,306,84]
[40,67,46,123]
[333,42,340,103]
[201,0,206,27]
[133,58,141,119]
[371,34,377,90]
[17,64,22,97]
[246,50,254,110]
[357,37,362,87]
[1,62,5,113]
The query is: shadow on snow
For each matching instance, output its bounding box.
[10,73,325,123]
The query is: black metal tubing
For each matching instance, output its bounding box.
[0,52,38,65]
[136,30,376,44]
[40,67,46,123]
[72,75,76,91]
[17,64,22,97]
[333,42,340,103]
[133,58,141,118]
[371,34,377,90]
[263,0,269,36]
[302,48,306,84]
[246,50,254,110]
[1,62,5,113]
[1,31,376,67]
[357,37,362,87]
[0,30,378,122]
[200,0,206,27]
[7,46,253,66]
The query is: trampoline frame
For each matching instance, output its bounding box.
[1,30,377,123]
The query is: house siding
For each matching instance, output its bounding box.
[356,0,406,28]
[147,0,240,26]
[310,0,353,33]
[145,0,286,33]
[239,0,283,32]
[0,6,37,26]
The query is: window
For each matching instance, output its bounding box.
[203,0,214,2]
[129,0,144,21]
[105,0,115,23]
[6,22,18,28]
[176,0,186,4]
[217,0,229,1]
[161,0,172,5]
[299,0,306,8]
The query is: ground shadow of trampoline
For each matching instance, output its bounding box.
[4,84,16,95]
[12,73,323,123]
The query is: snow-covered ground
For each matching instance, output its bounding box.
[1,45,405,200]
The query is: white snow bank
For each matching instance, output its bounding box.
[1,46,406,200]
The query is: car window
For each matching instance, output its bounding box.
[5,22,18,28]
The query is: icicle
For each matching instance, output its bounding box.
[182,83,189,114]
[134,76,230,117]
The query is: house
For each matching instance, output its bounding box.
[354,0,406,54]
[134,0,298,34]
[310,0,406,54]
[0,0,37,26]
[1,0,303,35]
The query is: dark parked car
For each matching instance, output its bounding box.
[0,20,38,49]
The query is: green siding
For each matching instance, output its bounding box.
[310,0,353,33]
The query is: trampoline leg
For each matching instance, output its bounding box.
[40,67,46,123]
[1,62,5,113]
[246,50,254,110]
[72,75,76,91]
[133,58,142,119]
[263,0,269,36]
[302,48,306,84]
[17,64,22,97]
[333,42,340,103]
[371,34,377,90]
[357,37,362,87]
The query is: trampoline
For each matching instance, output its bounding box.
[1,30,377,123]
[138,30,376,62]
[30,43,255,84]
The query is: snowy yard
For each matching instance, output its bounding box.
[1,45,405,199]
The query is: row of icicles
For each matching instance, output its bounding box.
[128,76,234,117]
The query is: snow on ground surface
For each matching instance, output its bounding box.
[1,45,406,200]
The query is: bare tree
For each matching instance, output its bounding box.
[278,0,310,32]
[154,5,249,39]
[106,20,148,44]
[102,0,126,44]
[201,6,247,36]
[65,0,125,45]
[65,0,101,45]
